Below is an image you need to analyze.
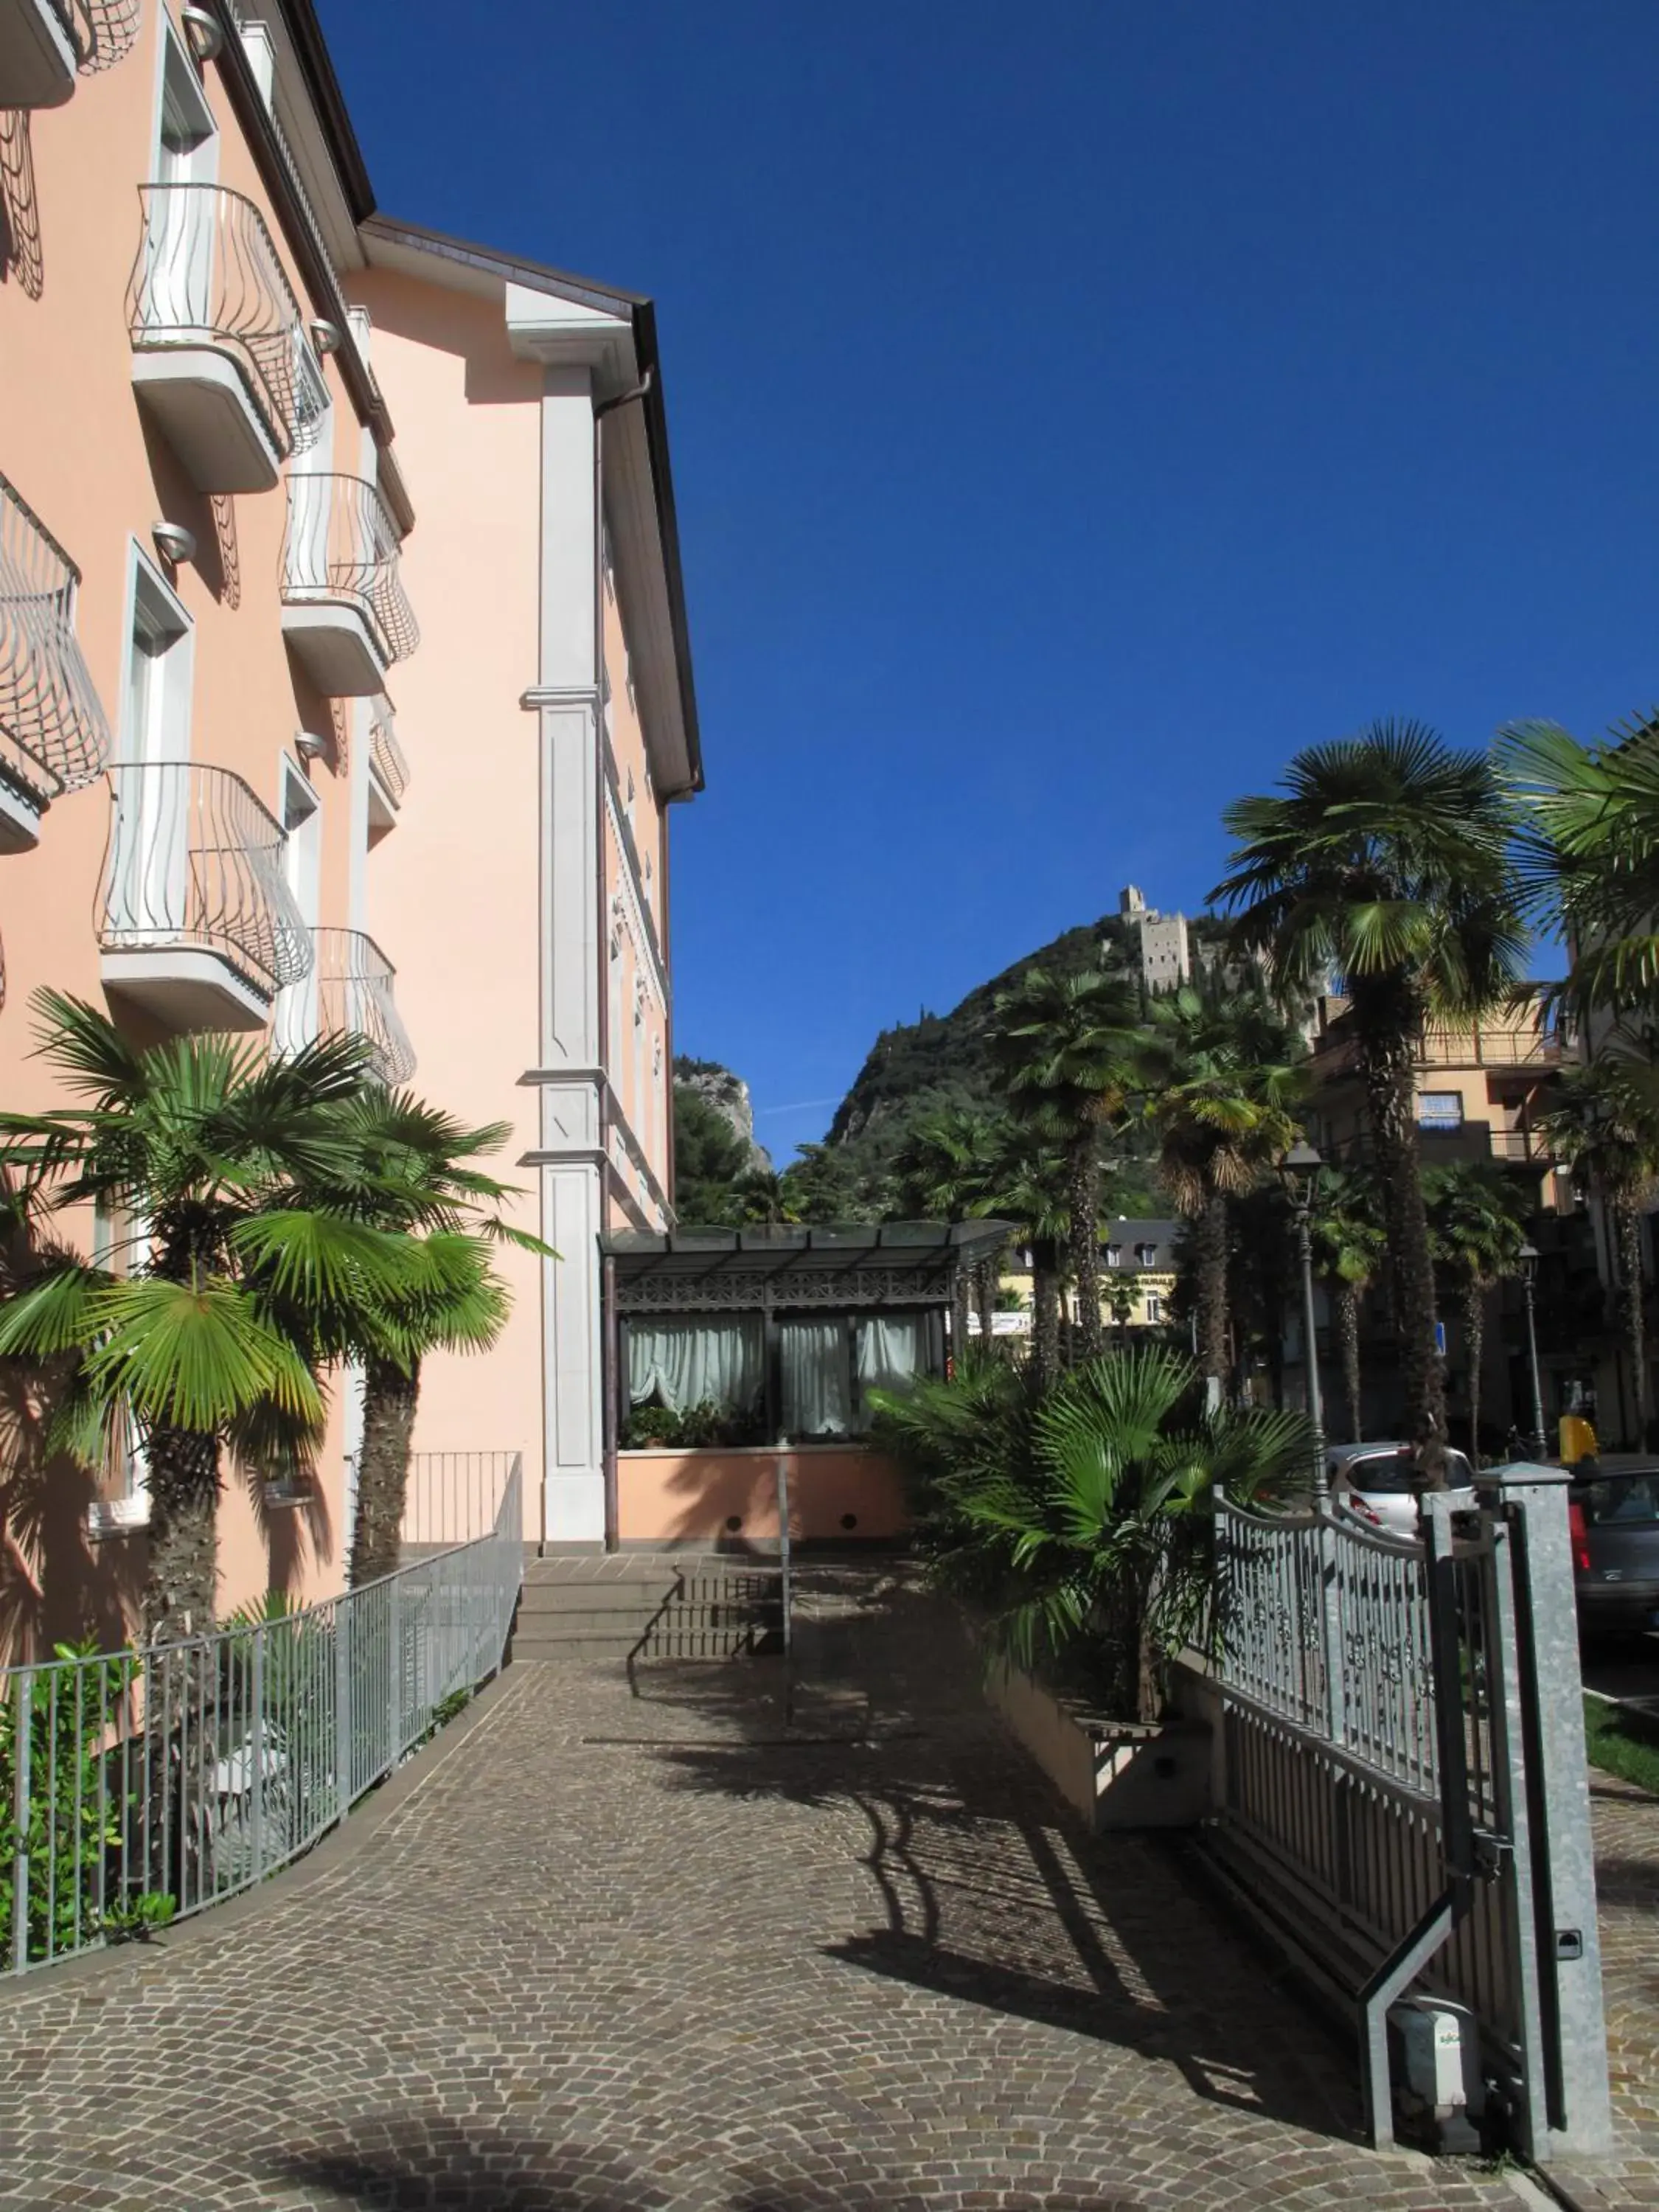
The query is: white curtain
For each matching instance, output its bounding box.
[627,1318,763,1413]
[782,1319,852,1439]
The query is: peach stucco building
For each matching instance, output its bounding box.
[0,0,700,1647]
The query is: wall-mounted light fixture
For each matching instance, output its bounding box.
[180,7,223,62]
[310,319,342,356]
[151,521,197,567]
[294,732,329,763]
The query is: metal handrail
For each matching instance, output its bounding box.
[368,693,408,806]
[1,1456,522,1975]
[274,925,416,1084]
[49,0,140,72]
[282,474,420,667]
[128,184,325,462]
[0,470,111,810]
[96,762,314,997]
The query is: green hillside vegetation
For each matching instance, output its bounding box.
[675,908,1231,1225]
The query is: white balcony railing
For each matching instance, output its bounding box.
[0,469,111,844]
[97,762,313,1006]
[128,184,326,490]
[283,473,418,664]
[274,926,415,1084]
[368,692,408,811]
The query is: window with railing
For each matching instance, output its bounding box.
[282,474,420,666]
[97,762,314,998]
[127,184,325,462]
[0,469,111,812]
[274,926,414,1084]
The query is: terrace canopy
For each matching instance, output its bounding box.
[601,1220,1012,1448]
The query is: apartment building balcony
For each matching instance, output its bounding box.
[0,469,112,849]
[273,926,415,1084]
[281,474,419,698]
[97,762,313,1029]
[128,184,327,495]
[0,0,136,105]
[366,692,408,835]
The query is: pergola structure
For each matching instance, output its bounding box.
[598,1220,1012,1549]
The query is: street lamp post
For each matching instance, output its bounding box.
[1519,1241,1548,1463]
[1279,1139,1328,1500]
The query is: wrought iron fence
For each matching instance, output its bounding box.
[2,1456,521,1976]
[1214,1492,1523,2121]
[368,693,408,807]
[97,762,315,998]
[402,1453,522,1553]
[282,474,420,667]
[274,926,415,1084]
[128,184,326,462]
[0,469,111,812]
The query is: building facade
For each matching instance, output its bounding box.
[0,0,699,1649]
[1118,885,1190,993]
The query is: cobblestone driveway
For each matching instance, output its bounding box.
[0,1567,1522,2211]
[1550,1770,1659,2211]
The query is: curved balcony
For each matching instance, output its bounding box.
[274,927,414,1084]
[0,469,112,849]
[0,0,133,106]
[366,692,408,835]
[97,762,313,1030]
[282,473,419,697]
[128,184,326,494]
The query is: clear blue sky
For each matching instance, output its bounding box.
[320,1,1659,1158]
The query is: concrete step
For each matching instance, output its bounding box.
[511,1618,779,1660]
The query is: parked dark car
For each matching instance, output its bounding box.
[1571,1467,1659,1636]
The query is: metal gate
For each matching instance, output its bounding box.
[1211,1464,1611,2163]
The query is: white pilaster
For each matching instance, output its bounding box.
[523,364,607,1545]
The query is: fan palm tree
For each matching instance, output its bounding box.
[1212,720,1525,1483]
[1309,1167,1386,1442]
[260,1091,545,1588]
[1498,711,1659,1023]
[0,993,408,1641]
[871,1343,1309,1722]
[894,1106,1012,1355]
[978,1127,1071,1392]
[1423,1161,1528,1461]
[719,1167,799,1228]
[1140,986,1303,1405]
[990,967,1141,1366]
[1537,1058,1659,1447]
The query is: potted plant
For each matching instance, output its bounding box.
[872,1343,1308,1826]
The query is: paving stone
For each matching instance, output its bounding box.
[0,1563,1520,2210]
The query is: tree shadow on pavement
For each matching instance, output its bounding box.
[627,1566,1360,2146]
[264,2116,1147,2211]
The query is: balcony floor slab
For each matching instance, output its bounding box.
[132,347,282,495]
[281,599,388,698]
[101,945,271,1032]
[0,0,74,108]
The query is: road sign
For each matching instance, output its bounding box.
[1433,1321,1447,1357]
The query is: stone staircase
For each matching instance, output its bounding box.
[510,1555,785,1661]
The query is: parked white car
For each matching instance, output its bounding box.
[1325,1441,1476,1534]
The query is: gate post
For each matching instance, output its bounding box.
[1489,1463,1613,2160]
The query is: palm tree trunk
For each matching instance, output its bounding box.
[1462,1275,1484,1462]
[1194,1192,1230,1399]
[1032,1236,1062,1394]
[975,1259,998,1355]
[142,1425,221,1642]
[349,1354,420,1587]
[1335,1279,1363,1441]
[950,1273,972,1377]
[1616,1202,1651,1446]
[1067,1132,1102,1363]
[1362,1035,1450,1483]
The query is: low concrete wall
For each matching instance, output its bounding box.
[987,1657,1215,1831]
[616,1445,908,1548]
